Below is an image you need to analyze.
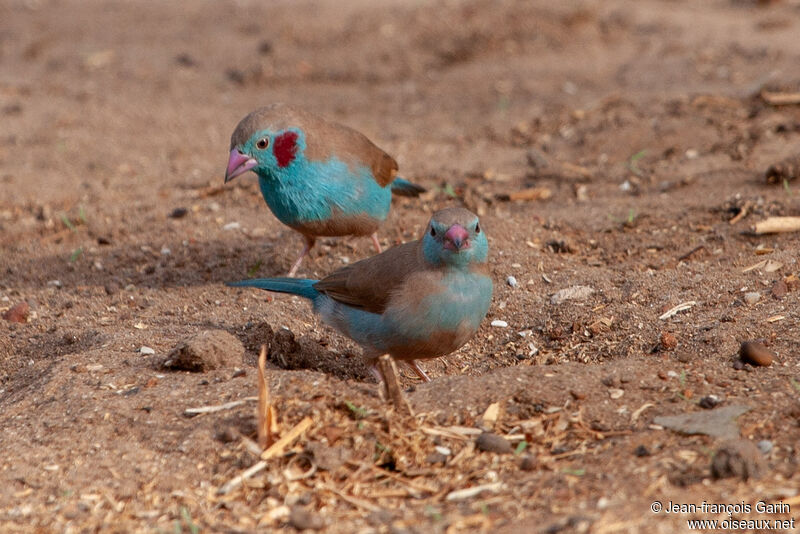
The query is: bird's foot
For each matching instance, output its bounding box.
[370,232,383,254]
[287,236,316,277]
[405,360,431,382]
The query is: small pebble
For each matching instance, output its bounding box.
[475,432,513,454]
[757,440,773,455]
[47,279,63,288]
[231,368,246,378]
[660,332,677,350]
[634,445,650,457]
[2,302,30,323]
[434,446,451,456]
[608,388,624,400]
[222,221,241,231]
[743,292,761,305]
[739,341,774,367]
[520,455,536,471]
[506,275,518,288]
[491,320,508,328]
[168,207,188,219]
[138,346,155,355]
[288,505,324,531]
[698,395,721,409]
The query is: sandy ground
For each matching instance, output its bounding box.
[2,0,800,532]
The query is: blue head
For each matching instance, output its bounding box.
[224,106,307,183]
[422,207,488,268]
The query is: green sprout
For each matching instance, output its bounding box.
[344,400,369,419]
[247,260,263,277]
[627,149,646,176]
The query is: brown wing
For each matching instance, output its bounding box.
[231,104,398,186]
[313,240,424,314]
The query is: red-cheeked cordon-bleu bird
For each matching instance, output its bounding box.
[224,104,425,276]
[228,207,493,382]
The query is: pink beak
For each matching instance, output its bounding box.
[444,224,470,251]
[225,148,258,182]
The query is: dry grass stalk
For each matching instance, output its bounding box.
[761,91,800,106]
[183,397,257,416]
[752,216,800,234]
[257,345,278,449]
[261,416,313,461]
[217,416,314,495]
[508,187,552,201]
[377,355,414,417]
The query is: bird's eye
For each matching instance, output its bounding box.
[256,137,270,150]
[430,227,436,237]
[475,223,481,234]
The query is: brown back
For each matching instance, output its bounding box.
[231,104,398,186]
[313,240,426,314]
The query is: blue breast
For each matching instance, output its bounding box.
[391,271,492,338]
[258,156,391,228]
[312,270,492,356]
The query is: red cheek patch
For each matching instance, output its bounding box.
[274,131,299,168]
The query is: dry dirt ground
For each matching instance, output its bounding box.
[2,0,800,532]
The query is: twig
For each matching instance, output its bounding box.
[322,485,382,512]
[761,91,800,106]
[217,416,313,495]
[377,355,414,416]
[676,245,705,262]
[261,416,313,460]
[420,426,481,440]
[445,482,504,501]
[217,460,267,495]
[728,201,751,225]
[184,397,257,416]
[257,345,277,449]
[658,301,696,320]
[752,216,800,235]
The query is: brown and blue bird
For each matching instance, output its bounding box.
[225,104,425,275]
[228,207,493,381]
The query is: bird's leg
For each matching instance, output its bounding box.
[404,360,431,382]
[370,232,382,253]
[287,235,315,277]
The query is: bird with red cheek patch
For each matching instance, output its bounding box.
[228,207,493,382]
[224,104,426,276]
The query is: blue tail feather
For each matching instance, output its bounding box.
[227,277,319,300]
[391,177,426,197]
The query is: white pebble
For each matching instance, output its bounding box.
[743,292,760,305]
[506,275,518,288]
[47,280,63,288]
[160,247,171,255]
[222,221,241,231]
[137,346,155,355]
[434,446,451,456]
[491,320,508,328]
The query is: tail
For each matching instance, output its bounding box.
[391,177,426,197]
[226,277,319,300]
